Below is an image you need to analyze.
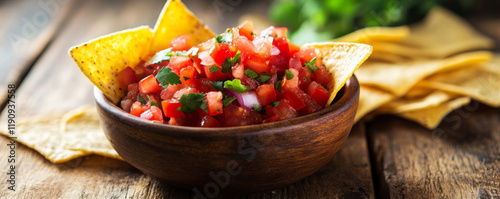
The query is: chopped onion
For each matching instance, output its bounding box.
[198,51,214,66]
[224,89,260,110]
[271,46,280,56]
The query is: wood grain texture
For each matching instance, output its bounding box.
[367,102,500,198]
[0,0,74,110]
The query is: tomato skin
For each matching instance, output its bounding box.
[233,36,256,57]
[169,35,192,51]
[139,75,161,94]
[256,84,276,106]
[203,64,230,81]
[296,89,323,115]
[262,115,280,123]
[289,58,312,91]
[180,66,196,85]
[118,67,138,89]
[266,99,298,120]
[211,43,231,65]
[274,27,288,38]
[282,68,300,91]
[169,56,192,73]
[193,78,217,93]
[161,100,184,117]
[206,91,223,116]
[245,54,268,74]
[201,116,222,127]
[150,106,165,122]
[269,54,288,73]
[284,90,306,110]
[238,20,254,40]
[273,37,291,61]
[130,101,150,117]
[292,48,316,65]
[222,105,262,127]
[313,65,332,85]
[288,40,300,55]
[307,81,330,107]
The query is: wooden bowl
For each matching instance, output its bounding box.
[94,75,360,194]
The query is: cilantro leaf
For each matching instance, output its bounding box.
[285,70,294,80]
[146,48,173,65]
[200,100,208,113]
[156,67,181,88]
[244,69,259,79]
[209,65,220,73]
[256,72,272,83]
[215,32,233,43]
[176,47,200,57]
[147,95,159,107]
[305,57,318,72]
[138,95,146,105]
[177,93,207,113]
[183,77,191,81]
[253,104,263,112]
[221,50,241,74]
[270,101,280,107]
[275,80,282,91]
[211,81,224,91]
[224,79,249,93]
[223,97,237,107]
[231,50,241,64]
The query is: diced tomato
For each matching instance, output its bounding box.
[282,68,299,91]
[161,100,184,117]
[192,57,203,75]
[150,106,164,122]
[180,66,196,85]
[206,91,223,116]
[222,105,262,127]
[118,67,138,89]
[273,37,291,61]
[169,56,192,73]
[262,115,280,123]
[139,75,161,94]
[140,109,153,120]
[252,36,273,59]
[260,26,277,37]
[173,87,199,99]
[274,27,288,38]
[307,81,330,107]
[296,89,322,115]
[245,54,268,73]
[289,58,312,90]
[233,36,256,57]
[130,101,150,117]
[211,43,230,65]
[201,116,222,127]
[284,90,306,110]
[238,20,254,40]
[197,38,215,52]
[232,63,244,79]
[203,64,229,81]
[169,35,193,51]
[288,40,300,55]
[313,65,332,85]
[256,84,276,106]
[265,99,298,120]
[193,78,217,93]
[124,83,139,101]
[160,84,184,100]
[269,54,288,73]
[292,48,316,65]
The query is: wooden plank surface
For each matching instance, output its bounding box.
[0,0,75,110]
[367,102,500,198]
[0,0,374,198]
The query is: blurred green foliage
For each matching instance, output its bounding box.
[269,0,475,45]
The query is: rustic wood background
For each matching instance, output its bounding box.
[0,0,499,198]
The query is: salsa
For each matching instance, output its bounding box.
[119,21,332,127]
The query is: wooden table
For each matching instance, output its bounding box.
[1,0,499,198]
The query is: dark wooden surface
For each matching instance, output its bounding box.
[0,0,499,198]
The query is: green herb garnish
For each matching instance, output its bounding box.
[209,65,220,73]
[177,93,207,113]
[221,50,241,73]
[253,104,263,112]
[256,72,272,83]
[285,70,294,80]
[147,95,159,107]
[224,79,249,93]
[244,69,259,79]
[215,32,233,44]
[223,97,237,107]
[305,57,318,72]
[270,101,280,107]
[211,81,224,91]
[138,95,146,105]
[156,67,181,88]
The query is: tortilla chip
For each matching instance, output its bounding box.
[397,97,471,129]
[377,91,457,114]
[355,85,394,122]
[400,7,494,58]
[69,26,153,104]
[151,0,216,54]
[61,106,122,160]
[0,112,89,163]
[403,86,434,98]
[333,26,410,44]
[369,51,410,63]
[302,42,373,105]
[356,51,492,96]
[416,55,500,107]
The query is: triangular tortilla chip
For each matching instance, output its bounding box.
[355,85,394,122]
[377,91,457,114]
[397,97,471,129]
[356,51,492,96]
[69,26,153,104]
[416,55,500,107]
[150,0,216,53]
[333,26,410,44]
[302,42,372,105]
[400,7,494,58]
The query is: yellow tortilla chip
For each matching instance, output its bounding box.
[333,26,410,44]
[377,91,457,114]
[355,85,394,122]
[417,55,500,107]
[397,97,471,129]
[151,0,216,53]
[403,86,434,98]
[400,7,494,58]
[302,42,373,105]
[0,112,89,163]
[356,51,492,96]
[369,51,410,63]
[61,106,122,160]
[69,26,153,104]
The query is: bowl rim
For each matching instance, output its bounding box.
[94,75,359,136]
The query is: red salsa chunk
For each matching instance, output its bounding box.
[119,21,332,127]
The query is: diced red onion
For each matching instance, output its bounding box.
[271,46,280,56]
[224,89,260,109]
